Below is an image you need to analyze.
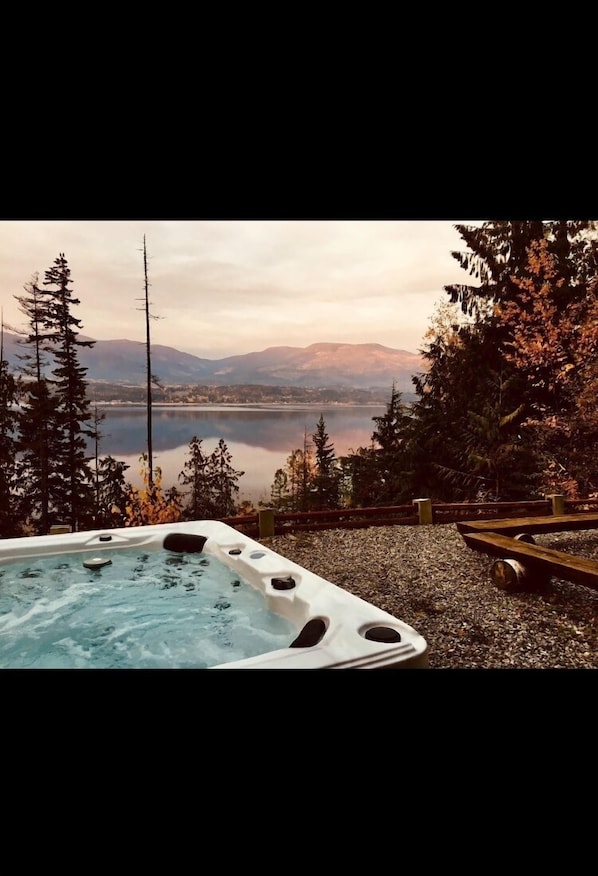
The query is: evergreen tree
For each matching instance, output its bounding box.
[178,436,212,519]
[463,369,540,500]
[178,436,244,519]
[369,382,412,505]
[209,438,244,517]
[81,404,131,528]
[408,315,508,500]
[13,274,53,382]
[13,274,61,532]
[90,455,131,528]
[340,445,379,508]
[407,303,540,501]
[0,319,20,536]
[17,379,61,532]
[42,254,96,530]
[403,300,470,500]
[311,414,340,510]
[445,220,547,318]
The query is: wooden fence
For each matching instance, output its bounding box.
[218,495,598,539]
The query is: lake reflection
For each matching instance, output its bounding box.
[94,404,385,504]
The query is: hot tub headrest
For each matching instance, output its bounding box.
[163,533,208,553]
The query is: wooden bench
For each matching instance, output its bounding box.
[457,512,598,592]
[456,511,598,536]
[461,531,598,592]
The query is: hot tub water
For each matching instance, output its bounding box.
[0,548,296,669]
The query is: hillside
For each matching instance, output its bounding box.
[2,333,425,392]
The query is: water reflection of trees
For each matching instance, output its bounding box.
[90,406,385,456]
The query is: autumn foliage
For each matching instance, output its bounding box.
[495,237,598,497]
[497,238,593,394]
[125,454,183,526]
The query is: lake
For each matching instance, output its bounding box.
[94,404,386,506]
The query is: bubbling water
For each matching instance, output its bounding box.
[0,548,297,668]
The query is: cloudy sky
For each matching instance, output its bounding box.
[0,220,482,359]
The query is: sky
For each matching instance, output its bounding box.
[0,220,483,359]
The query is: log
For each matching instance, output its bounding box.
[490,558,549,592]
[515,532,536,544]
[490,559,526,591]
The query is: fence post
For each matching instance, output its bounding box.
[258,508,275,538]
[413,498,433,525]
[547,494,565,516]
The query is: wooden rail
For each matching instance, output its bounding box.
[218,494,598,539]
[432,500,551,524]
[221,500,598,596]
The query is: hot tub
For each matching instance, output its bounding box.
[0,520,428,669]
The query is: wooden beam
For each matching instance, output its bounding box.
[461,531,598,592]
[456,512,598,536]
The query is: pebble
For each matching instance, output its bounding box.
[261,523,598,669]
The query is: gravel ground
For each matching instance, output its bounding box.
[260,523,598,669]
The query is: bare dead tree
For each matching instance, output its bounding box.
[136,235,162,490]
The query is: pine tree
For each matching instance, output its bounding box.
[178,436,244,519]
[403,301,468,500]
[445,220,546,318]
[408,312,500,500]
[209,438,244,517]
[407,300,542,501]
[13,274,61,532]
[311,414,340,510]
[13,274,54,382]
[91,455,131,528]
[369,382,412,505]
[17,379,60,532]
[463,369,540,500]
[341,444,379,508]
[82,404,131,529]
[41,254,96,530]
[0,318,20,536]
[178,436,212,519]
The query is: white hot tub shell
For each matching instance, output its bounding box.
[0,520,428,669]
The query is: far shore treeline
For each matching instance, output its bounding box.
[1,220,597,537]
[64,382,398,407]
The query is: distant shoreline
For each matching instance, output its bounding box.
[84,384,416,407]
[95,401,388,408]
[84,384,413,407]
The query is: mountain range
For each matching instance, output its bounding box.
[2,332,425,392]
